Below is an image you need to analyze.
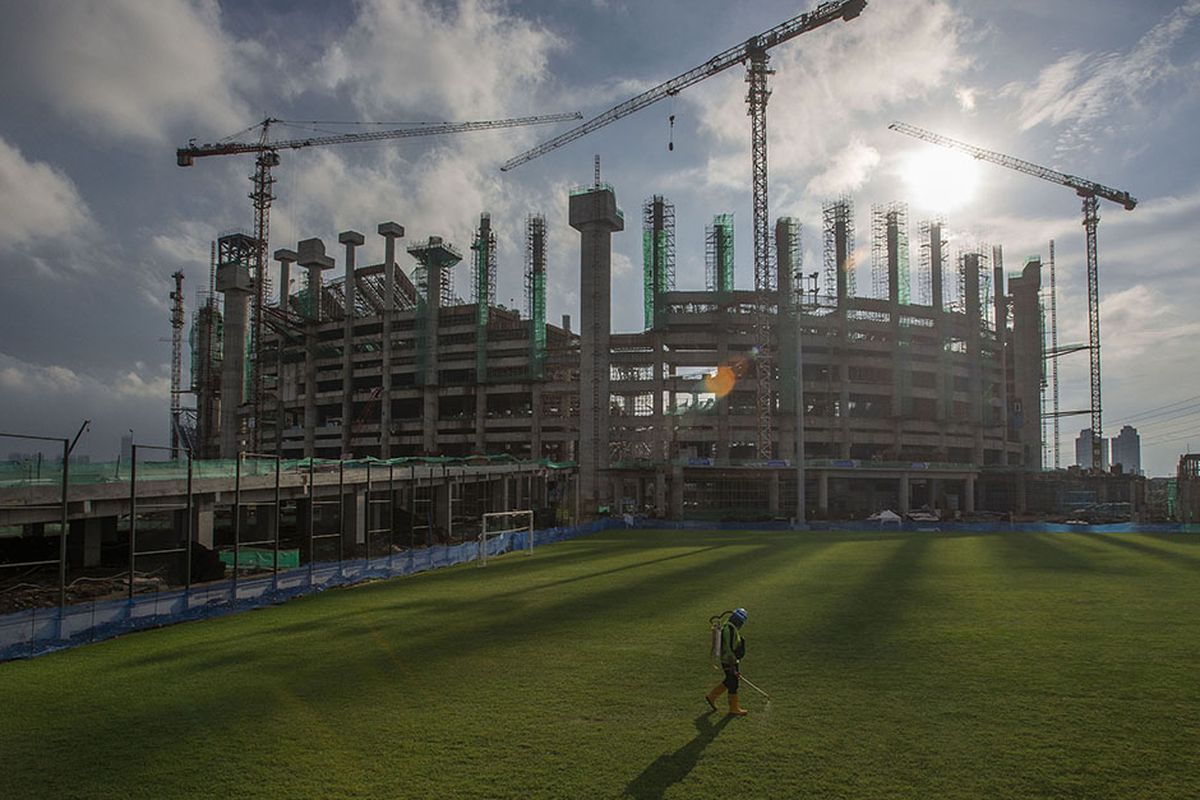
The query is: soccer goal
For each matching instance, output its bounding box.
[478,510,534,566]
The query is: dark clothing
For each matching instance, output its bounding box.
[722,665,740,694]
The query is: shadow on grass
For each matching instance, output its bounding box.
[1088,533,1200,570]
[623,712,733,800]
[803,534,931,661]
[992,532,1121,574]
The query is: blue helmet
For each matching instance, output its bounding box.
[730,607,748,627]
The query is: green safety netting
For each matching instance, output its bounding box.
[0,454,577,489]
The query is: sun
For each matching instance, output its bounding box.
[900,147,981,213]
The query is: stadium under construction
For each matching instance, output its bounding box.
[179,179,1144,522]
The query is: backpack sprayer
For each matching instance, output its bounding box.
[708,610,771,701]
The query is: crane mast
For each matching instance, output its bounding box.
[888,121,1137,472]
[178,111,582,452]
[502,0,867,459]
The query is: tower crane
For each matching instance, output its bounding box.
[176,111,582,450]
[501,0,868,460]
[888,121,1137,472]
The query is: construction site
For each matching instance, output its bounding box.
[0,0,1165,626]
[171,176,1144,522]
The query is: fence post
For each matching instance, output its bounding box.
[59,437,69,610]
[233,453,241,600]
[185,453,193,592]
[307,457,315,586]
[273,456,281,588]
[128,444,137,601]
[337,460,345,573]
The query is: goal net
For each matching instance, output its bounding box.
[478,510,534,566]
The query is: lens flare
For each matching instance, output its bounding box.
[704,365,737,398]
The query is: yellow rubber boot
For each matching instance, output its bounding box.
[728,693,749,717]
[705,682,727,711]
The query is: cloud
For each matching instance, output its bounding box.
[0,0,255,144]
[1002,0,1200,151]
[0,352,171,457]
[808,139,881,196]
[317,0,565,120]
[0,137,95,251]
[955,86,977,112]
[686,0,970,188]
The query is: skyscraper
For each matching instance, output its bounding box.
[1075,428,1110,471]
[1111,425,1141,475]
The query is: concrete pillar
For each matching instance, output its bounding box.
[570,183,623,516]
[475,390,486,453]
[930,478,943,512]
[670,465,684,519]
[273,248,299,454]
[68,516,107,568]
[1016,473,1027,514]
[193,496,215,549]
[964,475,977,513]
[216,260,252,459]
[899,473,910,515]
[339,230,365,458]
[378,223,405,459]
[275,249,297,310]
[655,469,667,517]
[297,239,334,457]
[817,472,829,516]
[768,471,780,516]
[343,488,366,548]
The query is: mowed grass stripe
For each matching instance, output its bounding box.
[1,530,1198,799]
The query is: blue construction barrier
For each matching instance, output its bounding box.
[0,518,619,662]
[2,518,1193,661]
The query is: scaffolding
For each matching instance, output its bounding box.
[705,213,734,293]
[642,195,676,330]
[871,202,910,303]
[526,215,546,379]
[822,198,856,301]
[916,218,945,307]
[472,213,496,383]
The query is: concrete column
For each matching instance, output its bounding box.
[273,248,299,454]
[275,249,297,310]
[343,488,367,548]
[475,390,486,453]
[531,384,543,460]
[193,496,215,549]
[216,260,252,459]
[899,473,910,515]
[768,471,780,516]
[930,478,943,512]
[68,516,107,568]
[670,465,684,519]
[655,469,667,518]
[817,472,829,516]
[964,475,977,513]
[1015,472,1028,514]
[570,184,623,516]
[297,239,334,457]
[339,230,365,458]
[378,223,405,459]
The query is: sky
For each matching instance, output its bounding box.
[0,0,1198,475]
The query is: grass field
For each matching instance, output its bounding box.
[2,529,1199,799]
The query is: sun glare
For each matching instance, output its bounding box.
[900,148,981,213]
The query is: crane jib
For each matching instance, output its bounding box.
[499,0,867,171]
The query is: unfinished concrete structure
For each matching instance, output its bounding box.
[191,184,1051,520]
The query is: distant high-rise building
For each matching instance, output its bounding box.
[1111,425,1141,475]
[1075,428,1110,471]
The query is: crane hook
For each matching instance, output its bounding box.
[668,114,676,152]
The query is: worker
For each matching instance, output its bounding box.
[705,607,749,716]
